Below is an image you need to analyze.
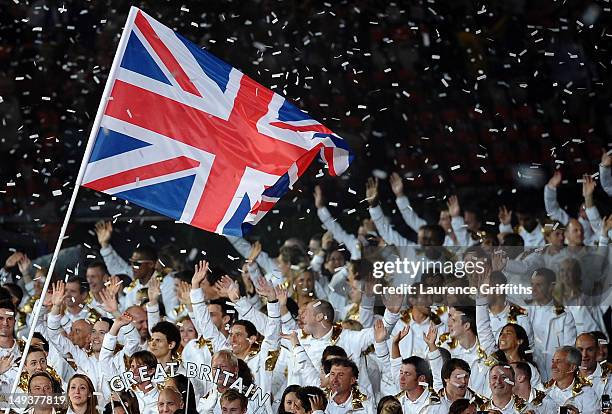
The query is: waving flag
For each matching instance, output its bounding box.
[82,7,353,236]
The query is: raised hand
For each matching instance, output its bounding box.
[110,312,134,335]
[498,206,512,226]
[4,252,23,269]
[107,276,123,297]
[275,285,288,307]
[99,287,119,316]
[582,174,596,207]
[309,395,326,412]
[602,148,612,167]
[116,312,133,327]
[280,331,300,349]
[365,177,379,207]
[313,185,325,209]
[148,276,161,305]
[255,276,276,301]
[447,195,461,218]
[393,325,410,344]
[374,318,387,343]
[382,290,403,314]
[491,249,508,272]
[177,281,192,306]
[215,275,240,302]
[321,231,334,252]
[240,264,255,296]
[0,355,14,375]
[248,241,263,263]
[191,260,209,289]
[17,254,32,278]
[389,172,405,197]
[423,323,438,351]
[95,221,113,248]
[547,170,562,188]
[50,281,66,313]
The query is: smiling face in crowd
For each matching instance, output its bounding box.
[179,318,197,347]
[86,265,107,295]
[90,320,111,353]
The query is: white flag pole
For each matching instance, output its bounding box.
[10,6,140,396]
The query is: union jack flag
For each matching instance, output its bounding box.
[82,7,353,236]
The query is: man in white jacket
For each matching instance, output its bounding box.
[528,267,576,381]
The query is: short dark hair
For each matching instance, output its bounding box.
[451,306,476,335]
[330,357,359,379]
[312,300,335,324]
[449,398,474,414]
[32,332,49,353]
[279,245,306,265]
[151,321,181,355]
[421,224,446,246]
[534,267,556,285]
[26,345,47,360]
[0,300,16,315]
[87,261,109,275]
[134,245,158,262]
[401,356,432,386]
[377,396,402,414]
[300,386,327,411]
[220,389,248,411]
[590,330,607,344]
[66,276,89,294]
[130,350,158,370]
[490,271,507,286]
[209,299,235,325]
[511,361,532,382]
[28,371,54,392]
[322,345,347,362]
[322,345,348,374]
[501,233,524,247]
[2,283,23,304]
[233,320,258,338]
[98,317,114,331]
[441,358,471,382]
[173,270,193,284]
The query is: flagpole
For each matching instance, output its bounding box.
[10,6,140,397]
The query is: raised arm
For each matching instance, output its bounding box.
[390,172,427,232]
[225,236,278,276]
[190,261,230,351]
[315,185,361,258]
[600,149,612,196]
[96,221,133,277]
[583,175,603,235]
[367,178,413,246]
[543,172,570,224]
[448,196,473,246]
[46,282,91,365]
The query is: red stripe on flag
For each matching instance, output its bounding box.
[84,156,200,192]
[134,11,202,97]
[106,80,306,173]
[269,121,333,134]
[250,200,276,214]
[324,147,337,176]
